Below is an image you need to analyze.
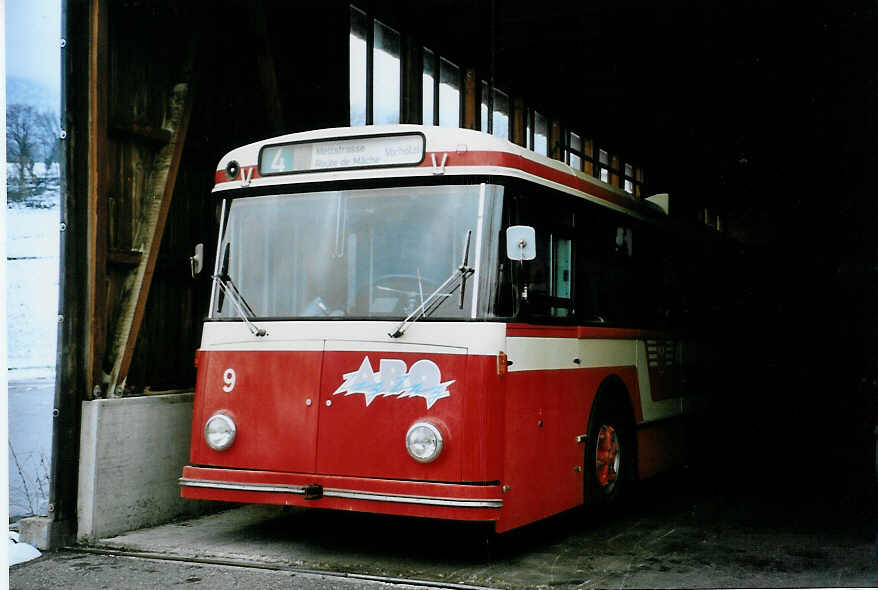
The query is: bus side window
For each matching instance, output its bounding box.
[607,225,636,325]
[493,227,515,317]
[581,209,637,327]
[515,190,575,321]
[524,229,574,320]
[640,227,678,329]
[550,235,573,317]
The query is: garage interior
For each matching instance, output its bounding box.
[26,0,877,584]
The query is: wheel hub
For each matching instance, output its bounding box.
[595,424,620,492]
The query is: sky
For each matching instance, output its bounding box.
[5,0,61,96]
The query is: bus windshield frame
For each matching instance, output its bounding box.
[209,181,504,322]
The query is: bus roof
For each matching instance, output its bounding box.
[213,124,664,220]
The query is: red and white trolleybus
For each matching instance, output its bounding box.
[180,125,689,532]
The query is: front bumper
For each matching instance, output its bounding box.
[180,466,503,522]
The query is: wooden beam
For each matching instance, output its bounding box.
[511,96,526,147]
[106,71,195,397]
[550,119,563,161]
[107,248,143,267]
[86,0,109,399]
[463,68,477,130]
[109,122,172,146]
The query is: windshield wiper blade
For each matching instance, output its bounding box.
[458,229,472,310]
[389,230,473,339]
[223,272,256,317]
[213,274,268,337]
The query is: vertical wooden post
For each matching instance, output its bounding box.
[512,97,526,146]
[402,35,421,124]
[584,138,595,176]
[43,0,88,548]
[86,0,109,399]
[635,167,644,197]
[550,119,563,160]
[610,152,621,188]
[463,67,478,130]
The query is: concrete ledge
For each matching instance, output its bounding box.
[19,516,74,551]
[77,393,223,543]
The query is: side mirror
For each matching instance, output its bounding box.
[506,225,536,261]
[190,243,204,278]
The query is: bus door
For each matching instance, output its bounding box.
[194,343,324,474]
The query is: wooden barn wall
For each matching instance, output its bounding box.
[92,1,349,394]
[98,2,196,394]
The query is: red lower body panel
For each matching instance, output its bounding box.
[180,466,502,523]
[636,417,686,480]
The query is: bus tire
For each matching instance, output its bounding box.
[584,393,633,507]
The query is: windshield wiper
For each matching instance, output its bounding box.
[214,242,266,337]
[213,273,267,337]
[389,230,473,339]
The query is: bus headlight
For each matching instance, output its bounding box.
[405,421,443,463]
[204,413,236,451]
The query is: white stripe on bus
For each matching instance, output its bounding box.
[200,321,504,356]
[200,322,683,422]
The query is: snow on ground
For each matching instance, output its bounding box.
[6,184,59,519]
[6,197,58,375]
[6,206,59,259]
[7,257,58,374]
[8,531,41,566]
[6,163,60,179]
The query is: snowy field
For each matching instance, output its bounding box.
[6,183,59,520]
[7,204,59,376]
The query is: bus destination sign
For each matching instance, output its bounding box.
[259,133,425,175]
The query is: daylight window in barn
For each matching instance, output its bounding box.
[349,6,401,125]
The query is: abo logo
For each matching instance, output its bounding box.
[333,356,454,409]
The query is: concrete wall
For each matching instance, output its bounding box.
[77,392,220,542]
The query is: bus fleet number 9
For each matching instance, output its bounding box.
[222,368,236,392]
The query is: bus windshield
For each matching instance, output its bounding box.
[211,183,503,320]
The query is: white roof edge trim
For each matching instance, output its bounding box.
[211,125,654,218]
[213,125,625,190]
[215,124,516,170]
[213,164,654,222]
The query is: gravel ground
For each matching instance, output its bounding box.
[11,552,468,590]
[13,471,875,590]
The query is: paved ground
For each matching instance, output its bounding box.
[9,552,462,590]
[12,472,877,589]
